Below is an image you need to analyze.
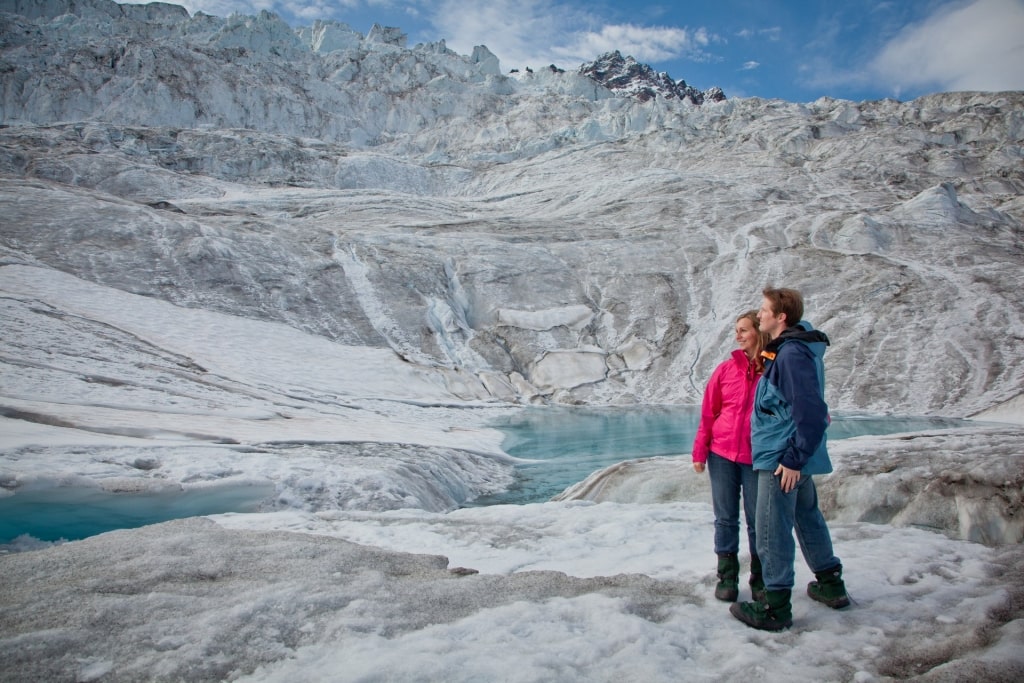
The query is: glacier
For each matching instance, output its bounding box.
[1,1,1023,681]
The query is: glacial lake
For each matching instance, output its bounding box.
[469,405,977,506]
[0,483,274,546]
[0,407,977,546]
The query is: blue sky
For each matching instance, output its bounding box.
[173,0,1024,102]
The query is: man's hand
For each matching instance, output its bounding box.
[774,463,801,492]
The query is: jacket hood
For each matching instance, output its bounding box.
[765,320,830,355]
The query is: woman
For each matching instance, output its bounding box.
[692,310,769,602]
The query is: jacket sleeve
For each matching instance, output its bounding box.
[774,345,828,470]
[692,362,725,463]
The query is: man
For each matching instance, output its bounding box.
[730,287,850,631]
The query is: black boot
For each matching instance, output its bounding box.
[715,553,739,602]
[749,554,765,602]
[807,563,850,609]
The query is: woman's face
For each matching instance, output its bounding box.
[735,317,760,357]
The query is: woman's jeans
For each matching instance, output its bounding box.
[755,469,841,591]
[707,452,758,556]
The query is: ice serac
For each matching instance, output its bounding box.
[0,1,1022,418]
[0,0,187,21]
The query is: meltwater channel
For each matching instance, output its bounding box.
[0,406,976,545]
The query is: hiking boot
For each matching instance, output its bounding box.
[714,553,739,602]
[807,564,850,609]
[749,554,765,602]
[730,589,793,631]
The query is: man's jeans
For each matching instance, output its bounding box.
[707,452,758,556]
[755,469,840,591]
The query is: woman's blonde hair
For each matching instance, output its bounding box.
[737,309,770,373]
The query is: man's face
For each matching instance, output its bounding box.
[758,296,786,339]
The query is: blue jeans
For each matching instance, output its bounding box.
[755,469,840,591]
[707,452,758,556]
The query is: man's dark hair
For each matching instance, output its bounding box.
[763,286,804,327]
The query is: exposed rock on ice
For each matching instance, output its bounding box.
[579,50,726,104]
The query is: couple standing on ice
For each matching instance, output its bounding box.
[691,286,850,631]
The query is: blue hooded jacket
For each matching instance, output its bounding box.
[750,320,832,474]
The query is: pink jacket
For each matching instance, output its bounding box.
[691,349,761,465]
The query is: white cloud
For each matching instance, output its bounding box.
[741,61,760,70]
[737,26,781,41]
[427,0,562,69]
[869,0,1024,94]
[431,0,717,71]
[563,23,711,64]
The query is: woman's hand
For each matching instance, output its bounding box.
[693,462,705,473]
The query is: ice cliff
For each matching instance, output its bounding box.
[1,0,1023,417]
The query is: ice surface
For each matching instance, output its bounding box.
[1,253,1021,681]
[1,2,1023,681]
[2,503,1022,682]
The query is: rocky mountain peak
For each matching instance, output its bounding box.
[578,50,725,104]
